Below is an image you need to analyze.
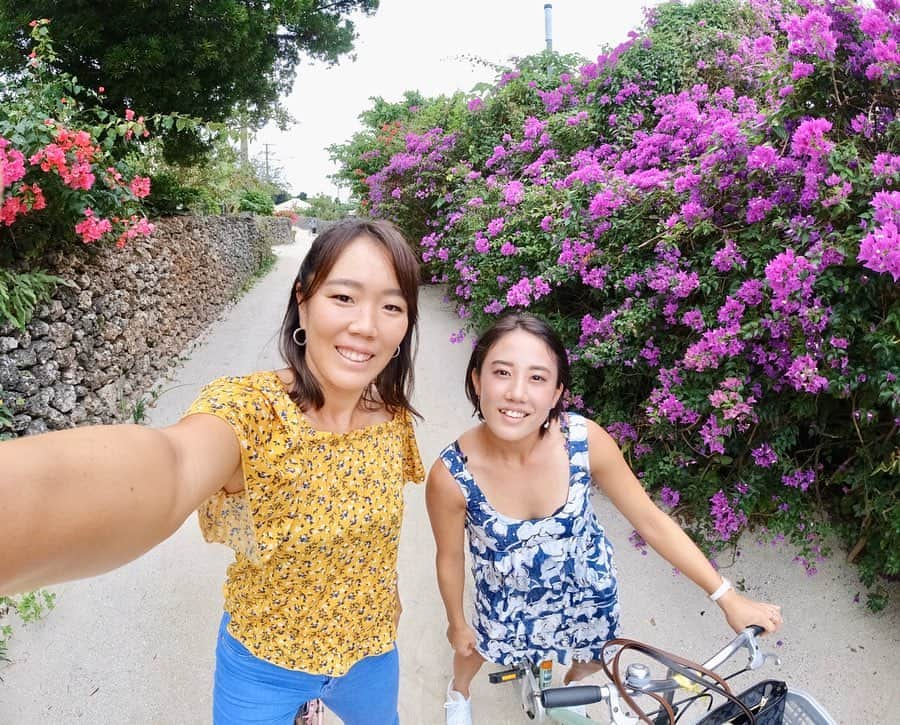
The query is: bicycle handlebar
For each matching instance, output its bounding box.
[538,626,776,710]
[541,684,608,709]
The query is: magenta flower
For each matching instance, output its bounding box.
[782,469,815,492]
[499,241,518,256]
[503,180,525,206]
[486,217,505,237]
[709,490,747,541]
[786,354,829,394]
[751,443,778,468]
[660,486,681,508]
[791,118,834,158]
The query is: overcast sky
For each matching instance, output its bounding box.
[251,1,666,199]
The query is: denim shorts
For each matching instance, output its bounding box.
[213,614,400,724]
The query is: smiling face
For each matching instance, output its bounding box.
[472,328,564,442]
[297,236,409,400]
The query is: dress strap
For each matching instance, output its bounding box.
[438,441,476,502]
[564,412,591,475]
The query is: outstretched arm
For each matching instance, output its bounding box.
[425,460,477,655]
[587,420,782,634]
[0,413,241,595]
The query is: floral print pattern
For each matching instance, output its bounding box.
[185,371,424,676]
[440,413,619,665]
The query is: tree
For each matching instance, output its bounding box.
[304,193,354,220]
[0,1,378,159]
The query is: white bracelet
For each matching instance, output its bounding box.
[709,576,732,602]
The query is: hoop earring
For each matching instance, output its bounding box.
[292,328,307,346]
[392,346,401,359]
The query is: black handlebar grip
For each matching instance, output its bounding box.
[541,685,604,709]
[749,624,765,635]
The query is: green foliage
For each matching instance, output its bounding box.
[303,193,355,221]
[0,590,56,660]
[144,172,218,217]
[0,390,13,435]
[0,269,60,330]
[239,189,275,215]
[0,1,378,161]
[135,135,284,216]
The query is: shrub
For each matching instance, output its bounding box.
[336,0,900,608]
[238,189,275,215]
[0,19,156,264]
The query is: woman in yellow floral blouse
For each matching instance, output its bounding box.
[0,219,425,724]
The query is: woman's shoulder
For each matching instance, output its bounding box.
[190,371,291,420]
[203,370,286,396]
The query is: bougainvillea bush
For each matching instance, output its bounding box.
[333,0,899,608]
[0,20,157,326]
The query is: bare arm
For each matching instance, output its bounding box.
[425,459,476,653]
[0,413,241,595]
[587,420,782,633]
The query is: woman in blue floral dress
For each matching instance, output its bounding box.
[426,313,783,725]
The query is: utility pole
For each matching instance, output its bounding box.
[262,143,275,181]
[544,3,553,51]
[240,125,249,163]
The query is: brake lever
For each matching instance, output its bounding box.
[745,627,781,670]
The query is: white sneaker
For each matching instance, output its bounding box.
[444,680,472,725]
[563,681,588,717]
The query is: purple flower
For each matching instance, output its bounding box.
[660,486,681,508]
[712,239,746,272]
[532,276,551,299]
[523,116,547,139]
[483,299,505,315]
[503,180,525,206]
[506,277,532,307]
[499,241,518,256]
[540,215,554,232]
[709,490,747,542]
[782,469,815,492]
[791,61,815,80]
[682,309,706,331]
[786,354,829,394]
[467,97,484,112]
[791,118,834,158]
[629,529,649,556]
[607,422,638,445]
[751,443,778,468]
[486,217,505,237]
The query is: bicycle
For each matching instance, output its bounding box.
[489,626,836,724]
[294,698,325,724]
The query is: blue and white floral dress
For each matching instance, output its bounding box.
[439,413,620,666]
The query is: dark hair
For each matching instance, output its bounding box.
[279,218,420,417]
[464,312,570,436]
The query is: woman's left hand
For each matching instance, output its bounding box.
[717,589,783,634]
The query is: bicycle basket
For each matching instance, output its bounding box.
[697,679,788,725]
[781,689,837,725]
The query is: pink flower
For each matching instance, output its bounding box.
[74,208,113,244]
[129,176,151,198]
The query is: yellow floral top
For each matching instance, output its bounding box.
[184,371,424,675]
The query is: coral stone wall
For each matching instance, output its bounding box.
[0,215,291,436]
